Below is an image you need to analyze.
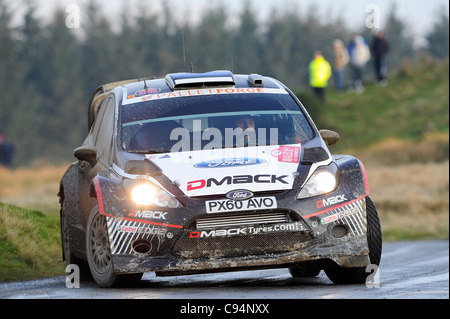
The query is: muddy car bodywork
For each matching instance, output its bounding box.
[59,71,381,287]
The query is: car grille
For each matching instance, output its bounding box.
[196,212,288,229]
[173,211,313,259]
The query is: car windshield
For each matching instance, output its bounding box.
[121,93,314,153]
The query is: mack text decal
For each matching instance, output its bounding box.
[189,222,303,238]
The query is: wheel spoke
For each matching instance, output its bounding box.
[89,213,112,274]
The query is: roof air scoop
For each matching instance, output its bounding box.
[248,74,264,87]
[166,71,236,90]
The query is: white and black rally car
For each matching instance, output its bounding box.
[59,71,382,287]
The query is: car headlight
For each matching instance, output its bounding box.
[297,165,338,199]
[124,180,182,208]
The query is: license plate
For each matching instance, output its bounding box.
[206,197,277,214]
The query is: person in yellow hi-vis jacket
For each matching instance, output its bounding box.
[309,51,332,103]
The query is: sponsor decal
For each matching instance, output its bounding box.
[321,207,359,225]
[189,222,303,238]
[141,88,265,101]
[146,154,171,160]
[117,224,167,236]
[206,196,276,214]
[117,225,138,233]
[271,146,300,163]
[127,88,161,99]
[123,87,288,105]
[316,194,348,208]
[128,210,168,220]
[187,175,289,191]
[136,226,167,236]
[194,158,266,169]
[226,189,254,201]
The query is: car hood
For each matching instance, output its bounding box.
[146,144,306,197]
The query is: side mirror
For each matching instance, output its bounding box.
[319,129,340,146]
[74,145,97,166]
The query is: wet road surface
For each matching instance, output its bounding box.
[1,240,448,300]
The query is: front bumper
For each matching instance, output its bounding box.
[113,242,370,277]
[105,196,370,275]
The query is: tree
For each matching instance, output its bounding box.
[0,0,35,165]
[382,4,415,70]
[133,3,165,77]
[426,10,449,59]
[81,0,118,92]
[0,0,20,128]
[191,4,233,72]
[232,0,262,74]
[20,0,45,90]
[38,8,85,161]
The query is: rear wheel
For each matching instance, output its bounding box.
[86,207,142,287]
[325,197,382,284]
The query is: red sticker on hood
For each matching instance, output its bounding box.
[271,146,300,163]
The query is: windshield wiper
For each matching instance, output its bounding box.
[127,149,169,154]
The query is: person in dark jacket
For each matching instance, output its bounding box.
[0,134,14,167]
[371,30,390,86]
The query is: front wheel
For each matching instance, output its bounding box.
[324,197,382,284]
[86,207,142,287]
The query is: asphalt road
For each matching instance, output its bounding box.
[0,240,448,301]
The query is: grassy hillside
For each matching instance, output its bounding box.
[0,165,68,282]
[0,203,65,282]
[298,58,449,154]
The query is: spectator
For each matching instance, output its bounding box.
[371,30,390,86]
[309,51,332,103]
[0,134,14,167]
[333,39,350,93]
[348,35,371,94]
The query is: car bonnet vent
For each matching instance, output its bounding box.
[166,71,235,90]
[248,74,265,87]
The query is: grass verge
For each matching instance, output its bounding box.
[0,203,65,282]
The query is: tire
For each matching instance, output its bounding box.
[60,198,89,273]
[86,207,143,288]
[289,267,321,278]
[324,196,382,284]
[61,205,77,267]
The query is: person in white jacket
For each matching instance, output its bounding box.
[348,35,371,94]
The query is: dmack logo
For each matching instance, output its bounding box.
[187,175,289,191]
[316,195,348,208]
[128,210,167,220]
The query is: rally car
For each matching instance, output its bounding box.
[59,71,382,287]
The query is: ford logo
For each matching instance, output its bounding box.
[194,158,266,168]
[226,190,254,201]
